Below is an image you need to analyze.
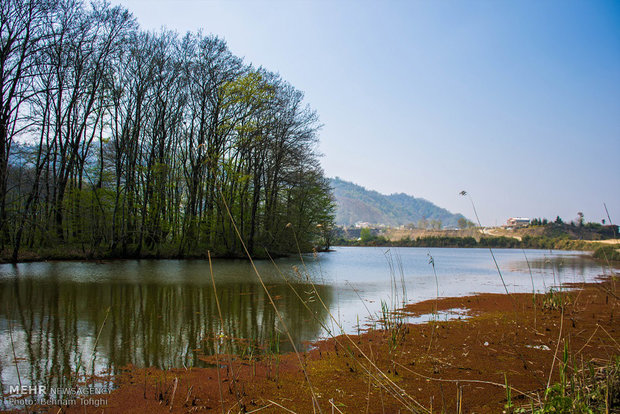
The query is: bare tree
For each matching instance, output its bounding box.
[3,1,334,261]
[0,0,55,248]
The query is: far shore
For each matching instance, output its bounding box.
[333,236,619,254]
[2,239,619,265]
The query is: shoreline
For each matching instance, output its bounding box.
[2,243,614,265]
[333,237,619,252]
[0,249,300,265]
[10,274,617,413]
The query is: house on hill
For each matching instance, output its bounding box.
[506,217,530,227]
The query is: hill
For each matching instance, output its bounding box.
[330,177,468,228]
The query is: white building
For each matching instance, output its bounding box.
[506,217,530,227]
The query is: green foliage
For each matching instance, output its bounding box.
[507,357,619,413]
[593,245,620,262]
[504,373,513,411]
[479,236,521,248]
[412,236,478,247]
[334,234,598,251]
[532,358,619,413]
[457,217,475,229]
[1,7,335,262]
[543,288,569,310]
[530,218,549,226]
[535,222,618,240]
[220,71,274,109]
[360,227,373,243]
[536,383,593,413]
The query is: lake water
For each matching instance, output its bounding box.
[0,247,611,394]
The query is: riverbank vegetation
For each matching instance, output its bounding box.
[0,0,334,263]
[335,220,619,252]
[336,234,606,250]
[593,245,620,262]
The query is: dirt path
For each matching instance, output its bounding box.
[583,239,620,245]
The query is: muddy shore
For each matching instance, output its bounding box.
[5,276,619,413]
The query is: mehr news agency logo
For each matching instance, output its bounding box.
[5,385,111,407]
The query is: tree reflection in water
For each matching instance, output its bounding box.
[0,267,332,392]
[1,248,603,395]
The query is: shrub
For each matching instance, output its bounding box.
[593,245,620,262]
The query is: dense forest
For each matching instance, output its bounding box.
[1,0,334,262]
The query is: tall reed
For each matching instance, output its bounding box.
[217,187,323,414]
[460,190,512,298]
[286,225,430,413]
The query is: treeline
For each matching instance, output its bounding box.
[530,219,617,239]
[336,235,594,250]
[1,0,334,262]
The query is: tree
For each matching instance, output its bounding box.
[457,219,477,229]
[3,1,334,261]
[577,212,584,227]
[360,227,373,243]
[0,0,55,248]
[458,217,468,229]
[417,218,428,229]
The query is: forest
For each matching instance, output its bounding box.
[0,0,335,262]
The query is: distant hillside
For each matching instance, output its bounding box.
[330,178,467,228]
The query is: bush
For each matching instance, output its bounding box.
[593,245,620,262]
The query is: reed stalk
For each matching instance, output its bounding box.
[460,191,512,298]
[286,225,430,413]
[217,188,322,414]
[208,251,228,414]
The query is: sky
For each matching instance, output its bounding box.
[110,0,620,226]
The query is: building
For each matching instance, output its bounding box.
[506,217,530,227]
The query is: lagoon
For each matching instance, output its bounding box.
[0,247,608,393]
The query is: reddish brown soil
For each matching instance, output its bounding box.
[9,277,619,413]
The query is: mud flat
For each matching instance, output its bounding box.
[12,276,619,413]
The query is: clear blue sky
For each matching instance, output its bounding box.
[111,0,620,226]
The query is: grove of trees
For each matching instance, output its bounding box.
[1,0,334,262]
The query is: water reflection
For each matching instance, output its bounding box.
[0,247,608,396]
[0,263,332,394]
[524,253,607,284]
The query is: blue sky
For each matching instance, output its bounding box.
[111,0,620,226]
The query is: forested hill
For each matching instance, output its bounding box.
[330,178,466,228]
[1,1,334,262]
